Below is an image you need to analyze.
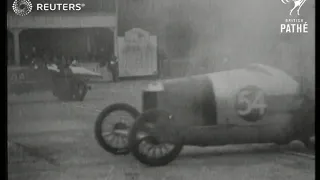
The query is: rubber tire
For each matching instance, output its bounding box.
[291,96,314,148]
[73,82,88,101]
[55,88,72,101]
[52,78,73,101]
[94,103,140,155]
[128,109,184,167]
[301,136,315,150]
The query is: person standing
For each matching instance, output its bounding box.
[31,47,37,64]
[71,56,78,66]
[22,54,30,66]
[107,54,119,82]
[52,55,59,64]
[58,55,68,70]
[157,48,169,78]
[98,48,107,67]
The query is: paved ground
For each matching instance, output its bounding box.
[7,80,315,180]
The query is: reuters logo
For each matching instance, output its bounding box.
[12,0,33,16]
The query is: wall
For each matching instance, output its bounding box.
[16,28,113,62]
[7,12,116,29]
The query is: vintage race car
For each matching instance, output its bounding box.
[94,63,314,166]
[8,63,102,101]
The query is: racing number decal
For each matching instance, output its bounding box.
[237,90,266,116]
[235,86,268,122]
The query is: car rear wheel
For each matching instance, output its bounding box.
[128,109,184,167]
[301,136,314,150]
[72,82,88,101]
[94,103,140,155]
[52,78,73,101]
[291,96,314,150]
[54,87,72,101]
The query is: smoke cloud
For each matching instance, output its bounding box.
[119,0,314,96]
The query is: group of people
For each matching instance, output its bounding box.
[12,45,170,82]
[20,47,120,82]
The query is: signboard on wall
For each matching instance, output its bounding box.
[118,28,157,77]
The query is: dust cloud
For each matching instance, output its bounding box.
[161,0,314,74]
[119,0,314,96]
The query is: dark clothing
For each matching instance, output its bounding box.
[111,65,119,82]
[107,55,119,82]
[157,49,169,78]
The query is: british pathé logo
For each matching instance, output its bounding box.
[280,19,308,33]
[12,0,85,16]
[280,0,308,33]
[281,0,307,16]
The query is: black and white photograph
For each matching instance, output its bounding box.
[7,0,315,179]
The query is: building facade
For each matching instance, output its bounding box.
[7,0,117,66]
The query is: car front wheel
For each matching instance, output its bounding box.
[94,103,140,155]
[128,109,184,167]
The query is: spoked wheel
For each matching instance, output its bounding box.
[128,109,183,167]
[94,103,140,155]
